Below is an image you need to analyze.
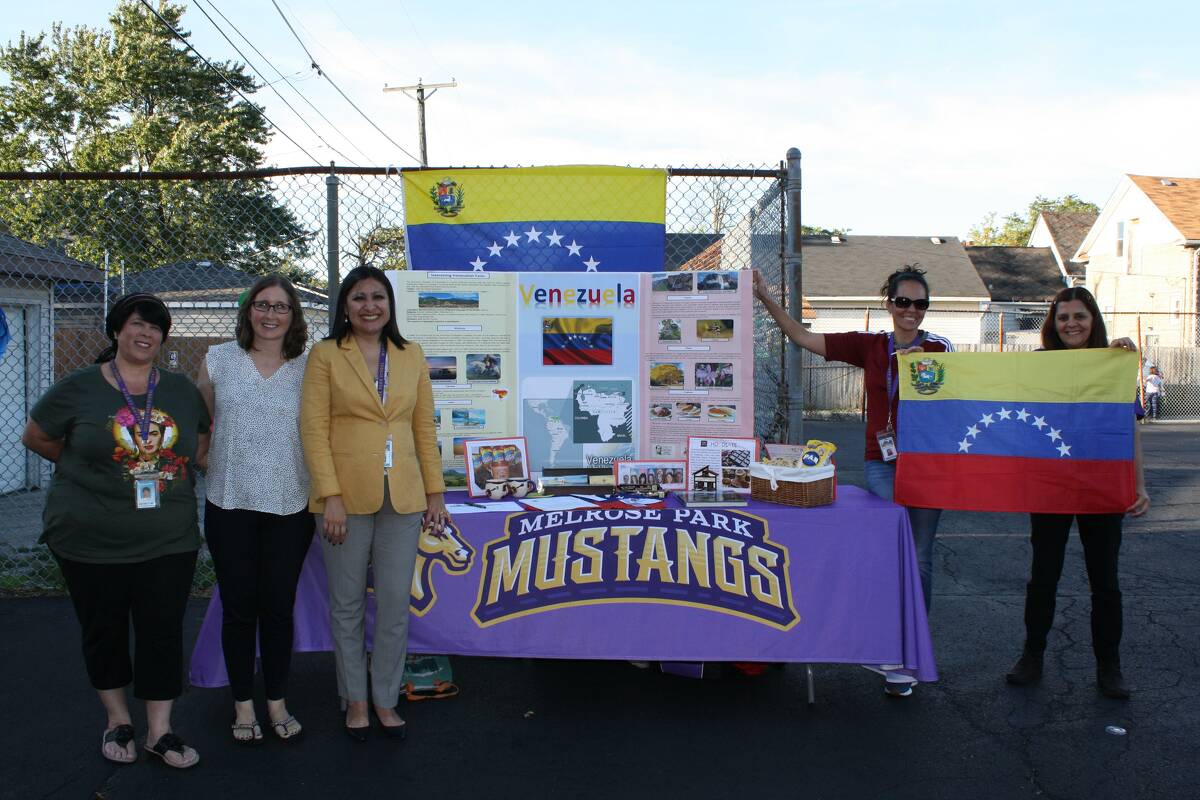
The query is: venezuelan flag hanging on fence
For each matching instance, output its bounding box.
[894,350,1139,514]
[402,165,666,272]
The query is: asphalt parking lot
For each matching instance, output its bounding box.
[3,420,1197,800]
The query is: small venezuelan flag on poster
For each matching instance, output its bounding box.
[402,165,666,272]
[541,317,613,365]
[894,349,1139,514]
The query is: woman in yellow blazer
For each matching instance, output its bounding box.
[300,266,449,742]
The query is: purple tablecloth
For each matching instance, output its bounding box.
[189,486,937,686]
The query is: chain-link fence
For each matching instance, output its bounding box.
[0,164,785,594]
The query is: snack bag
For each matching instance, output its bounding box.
[800,440,837,467]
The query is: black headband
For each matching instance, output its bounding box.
[105,293,170,339]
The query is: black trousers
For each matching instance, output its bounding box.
[204,502,314,702]
[1023,513,1123,663]
[54,549,198,700]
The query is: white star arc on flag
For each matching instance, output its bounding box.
[467,229,606,272]
[959,406,1073,458]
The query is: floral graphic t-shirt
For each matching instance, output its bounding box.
[31,365,211,564]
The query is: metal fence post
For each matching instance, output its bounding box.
[326,163,340,303]
[784,148,804,443]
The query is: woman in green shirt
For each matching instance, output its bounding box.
[22,293,210,769]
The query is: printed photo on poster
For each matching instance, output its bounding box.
[452,408,486,428]
[696,319,734,341]
[694,362,734,389]
[613,460,686,490]
[649,362,684,388]
[417,291,480,309]
[706,403,736,422]
[651,272,694,292]
[426,355,458,381]
[697,271,739,291]
[657,318,682,341]
[463,436,531,498]
[465,353,502,381]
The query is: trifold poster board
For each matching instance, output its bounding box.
[388,270,754,487]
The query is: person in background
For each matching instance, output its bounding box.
[196,276,313,744]
[300,266,449,742]
[1144,366,1163,422]
[754,265,952,698]
[1004,287,1149,699]
[21,293,209,768]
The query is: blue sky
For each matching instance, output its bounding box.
[5,0,1199,237]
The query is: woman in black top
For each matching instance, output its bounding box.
[1004,287,1149,699]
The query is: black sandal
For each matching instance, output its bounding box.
[146,732,200,769]
[100,724,136,764]
[269,715,303,742]
[231,720,263,745]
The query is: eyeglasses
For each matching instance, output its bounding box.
[891,296,930,311]
[250,301,293,314]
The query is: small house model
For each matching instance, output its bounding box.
[691,466,718,491]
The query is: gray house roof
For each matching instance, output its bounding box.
[124,261,327,305]
[1037,211,1095,276]
[800,235,990,300]
[0,233,103,282]
[964,246,1065,302]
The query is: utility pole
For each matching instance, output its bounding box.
[383,78,457,166]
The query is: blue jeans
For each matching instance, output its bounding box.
[863,460,940,615]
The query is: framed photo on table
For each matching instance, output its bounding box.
[613,459,687,491]
[463,436,531,498]
[685,436,759,494]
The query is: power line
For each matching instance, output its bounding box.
[269,0,423,165]
[193,0,369,166]
[203,1,369,162]
[136,0,322,165]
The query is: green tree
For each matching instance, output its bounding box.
[0,1,312,280]
[968,194,1099,246]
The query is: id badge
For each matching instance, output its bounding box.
[134,477,161,510]
[384,436,394,470]
[876,427,899,462]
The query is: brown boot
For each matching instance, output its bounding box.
[1004,650,1043,686]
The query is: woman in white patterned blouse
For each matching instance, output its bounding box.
[196,276,313,744]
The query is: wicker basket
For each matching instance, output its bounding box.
[749,464,836,507]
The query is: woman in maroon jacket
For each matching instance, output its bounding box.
[755,265,951,697]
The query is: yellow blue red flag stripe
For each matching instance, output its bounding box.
[402,166,666,271]
[894,350,1139,514]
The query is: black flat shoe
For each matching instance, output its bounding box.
[373,708,408,740]
[379,720,407,740]
[344,724,369,742]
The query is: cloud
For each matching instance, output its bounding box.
[256,28,1200,237]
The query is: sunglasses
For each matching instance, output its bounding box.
[891,296,929,311]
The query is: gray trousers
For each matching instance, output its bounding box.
[318,483,422,707]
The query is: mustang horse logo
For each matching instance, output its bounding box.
[410,521,474,616]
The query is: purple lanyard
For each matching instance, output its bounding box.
[885,331,926,403]
[110,362,158,442]
[375,345,388,403]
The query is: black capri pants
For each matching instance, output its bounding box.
[53,549,198,700]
